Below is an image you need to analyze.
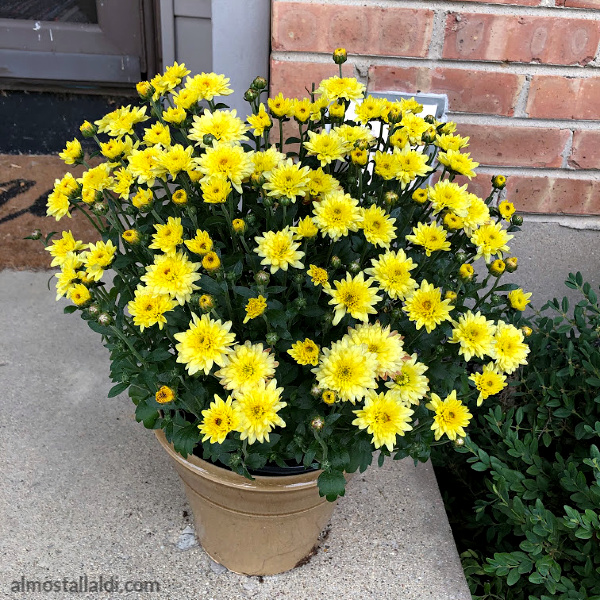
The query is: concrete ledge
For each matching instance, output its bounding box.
[0,270,470,599]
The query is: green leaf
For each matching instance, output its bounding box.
[63,305,78,314]
[198,275,223,296]
[135,400,159,428]
[317,469,346,502]
[108,382,129,398]
[506,569,521,586]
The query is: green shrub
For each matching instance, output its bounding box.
[434,272,600,600]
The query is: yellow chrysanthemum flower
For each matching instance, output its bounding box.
[374,150,397,181]
[326,272,382,326]
[202,251,221,271]
[79,163,113,193]
[360,205,397,249]
[215,341,277,392]
[428,180,471,217]
[316,76,366,102]
[82,240,117,281]
[127,147,160,186]
[189,109,249,146]
[508,289,532,311]
[254,228,305,274]
[470,222,513,263]
[111,168,134,199]
[499,200,516,220]
[345,322,405,379]
[66,283,91,307]
[173,87,200,110]
[312,338,378,404]
[352,391,414,452]
[313,190,361,241]
[459,263,475,281]
[54,254,82,300]
[250,147,285,176]
[99,136,135,161]
[144,122,171,147]
[490,321,530,374]
[463,193,491,235]
[127,285,177,331]
[199,395,239,444]
[288,338,320,366]
[46,190,71,221]
[293,216,319,239]
[186,72,233,101]
[385,353,429,406]
[406,222,451,257]
[403,280,454,333]
[267,93,294,118]
[141,251,201,304]
[263,158,311,202]
[303,130,350,166]
[200,173,232,204]
[428,390,472,441]
[45,231,85,267]
[233,379,287,444]
[247,103,273,136]
[448,311,496,361]
[335,124,376,148]
[393,147,433,188]
[366,249,418,301]
[154,144,195,178]
[470,363,507,406]
[353,96,387,123]
[307,264,329,287]
[174,312,236,375]
[438,149,479,179]
[195,142,254,193]
[292,98,312,123]
[59,138,83,164]
[95,105,148,137]
[132,188,154,209]
[243,295,267,323]
[306,168,340,198]
[436,134,470,152]
[149,216,184,255]
[400,112,429,145]
[162,106,187,125]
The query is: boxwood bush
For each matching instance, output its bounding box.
[434,272,600,600]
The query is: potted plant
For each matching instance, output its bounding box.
[34,49,531,575]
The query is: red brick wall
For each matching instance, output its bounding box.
[270,0,600,215]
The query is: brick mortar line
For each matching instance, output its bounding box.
[428,9,448,60]
[522,213,600,228]
[273,0,600,20]
[475,165,600,179]
[513,75,532,118]
[449,113,600,130]
[271,51,600,77]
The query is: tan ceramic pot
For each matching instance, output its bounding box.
[155,430,338,575]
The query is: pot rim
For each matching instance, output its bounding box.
[155,429,322,493]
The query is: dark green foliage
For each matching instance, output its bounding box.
[434,273,600,599]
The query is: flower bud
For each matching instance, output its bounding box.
[521,325,532,337]
[251,76,268,91]
[511,214,523,226]
[412,189,428,204]
[202,133,216,147]
[122,229,140,245]
[387,107,402,124]
[422,128,437,144]
[125,205,137,216]
[391,307,404,320]
[332,47,347,65]
[330,255,342,269]
[92,201,108,216]
[251,173,266,189]
[244,88,259,102]
[202,251,221,272]
[280,196,292,207]
[310,416,325,431]
[172,189,188,205]
[350,148,368,166]
[294,297,307,310]
[425,115,436,125]
[323,311,335,325]
[198,294,215,312]
[488,259,506,277]
[455,251,468,264]
[97,312,112,326]
[491,175,507,190]
[293,272,305,284]
[229,453,242,468]
[459,263,474,281]
[246,213,257,227]
[348,261,361,274]
[265,331,279,346]
[454,437,465,447]
[490,293,502,305]
[505,257,518,273]
[262,195,274,208]
[384,191,399,207]
[225,270,237,282]
[136,80,153,100]
[255,271,270,286]
[232,218,246,234]
[311,385,323,398]
[29,229,42,240]
[445,290,457,301]
[79,120,97,138]
[87,303,101,317]
[329,101,346,119]
[322,390,336,405]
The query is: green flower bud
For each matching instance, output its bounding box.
[505,257,518,273]
[29,229,42,240]
[87,303,101,317]
[244,88,259,102]
[92,202,108,215]
[97,312,112,326]
[490,293,502,306]
[280,196,292,207]
[332,48,347,65]
[251,76,268,91]
[265,331,279,346]
[311,416,325,431]
[330,255,342,269]
[455,251,468,263]
[293,272,305,284]
[294,297,307,310]
[348,261,361,274]
[310,385,323,398]
[511,214,523,226]
[491,175,507,190]
[384,191,399,207]
[255,271,270,286]
[202,133,216,147]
